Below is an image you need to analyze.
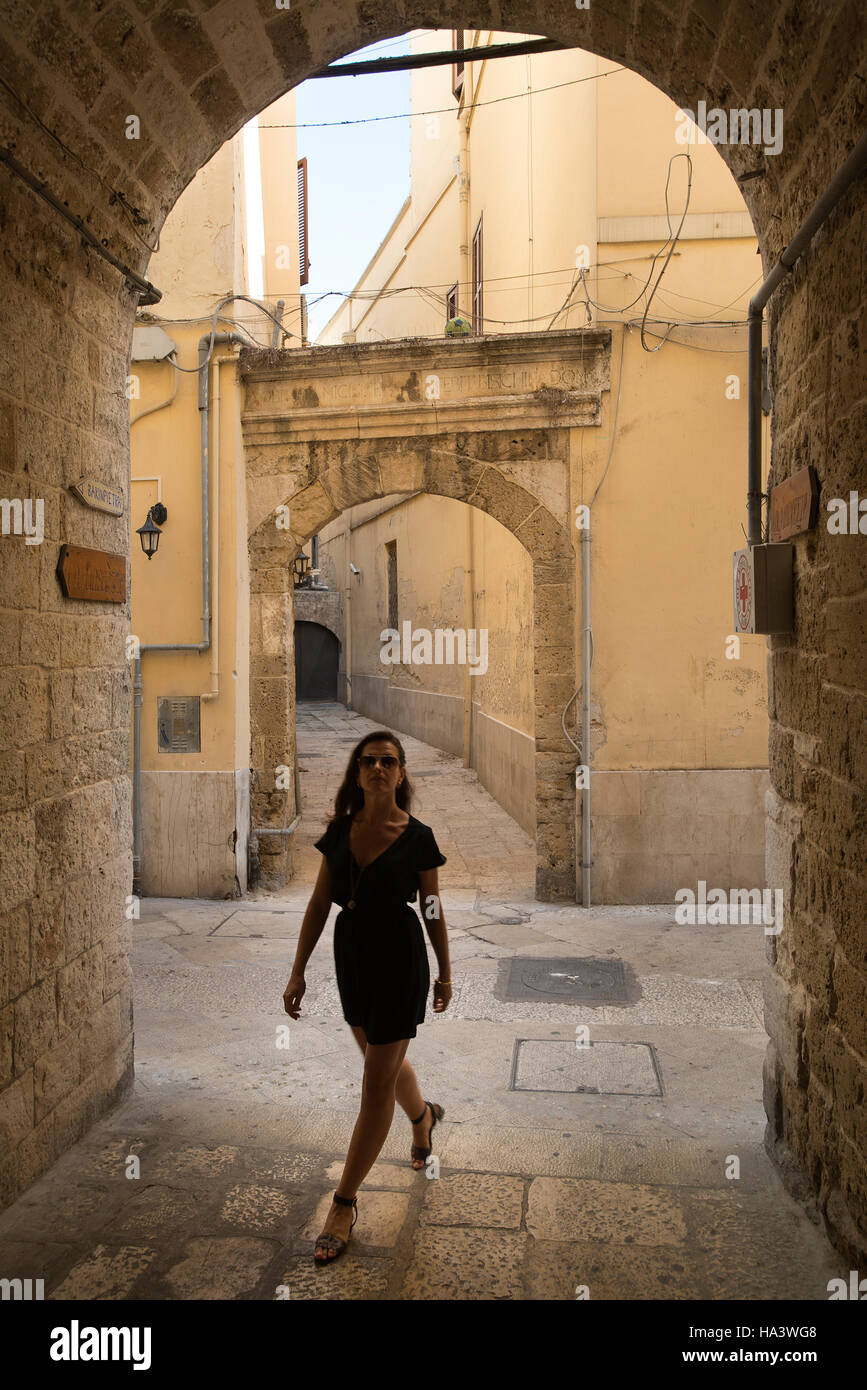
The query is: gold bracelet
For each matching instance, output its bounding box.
[436,977,452,986]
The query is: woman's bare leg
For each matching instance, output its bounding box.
[315,1033,410,1259]
[348,1025,432,1171]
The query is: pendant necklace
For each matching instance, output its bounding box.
[347,815,368,910]
[347,850,365,911]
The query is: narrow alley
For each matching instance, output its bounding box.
[0,706,843,1300]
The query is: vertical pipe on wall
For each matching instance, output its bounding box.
[464,504,475,766]
[458,49,472,317]
[581,513,591,907]
[201,353,231,703]
[132,655,143,894]
[345,513,353,708]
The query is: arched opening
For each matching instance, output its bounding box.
[0,0,863,1278]
[294,620,340,700]
[247,422,578,898]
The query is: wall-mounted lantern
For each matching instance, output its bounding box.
[293,551,312,586]
[137,503,168,558]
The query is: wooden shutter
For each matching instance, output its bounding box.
[297,158,310,286]
[472,215,483,334]
[452,30,464,100]
[386,541,398,630]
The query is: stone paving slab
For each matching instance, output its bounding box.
[418,1172,525,1227]
[526,1176,688,1245]
[681,1189,841,1301]
[276,1255,393,1300]
[50,1243,160,1300]
[400,1225,529,1300]
[526,1240,705,1300]
[302,1190,409,1249]
[160,1237,278,1300]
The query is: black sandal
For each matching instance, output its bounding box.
[410,1100,444,1168]
[313,1190,358,1264]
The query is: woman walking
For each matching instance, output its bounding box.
[282,729,452,1264]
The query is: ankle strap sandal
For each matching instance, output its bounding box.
[410,1099,444,1167]
[313,1190,358,1264]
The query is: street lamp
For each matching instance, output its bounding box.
[137,503,167,558]
[293,551,312,586]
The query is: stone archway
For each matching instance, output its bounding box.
[242,329,609,900]
[1,0,864,1259]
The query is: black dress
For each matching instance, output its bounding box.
[313,813,447,1045]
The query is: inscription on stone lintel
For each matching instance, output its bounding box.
[284,364,595,410]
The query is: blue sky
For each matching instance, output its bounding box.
[295,34,414,341]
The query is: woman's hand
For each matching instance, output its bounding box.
[283,972,306,1018]
[433,978,452,1014]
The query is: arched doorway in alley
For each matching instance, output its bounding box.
[242,329,609,901]
[245,419,582,901]
[294,620,340,699]
[1,0,863,1269]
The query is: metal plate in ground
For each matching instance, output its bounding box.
[510,1040,662,1095]
[500,956,629,1003]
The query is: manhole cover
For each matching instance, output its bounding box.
[501,956,628,1003]
[510,1039,662,1094]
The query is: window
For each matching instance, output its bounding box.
[446,283,458,320]
[386,541,398,630]
[297,158,310,286]
[452,29,464,101]
[471,215,483,334]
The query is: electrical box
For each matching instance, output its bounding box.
[732,543,794,634]
[131,325,177,362]
[157,696,201,753]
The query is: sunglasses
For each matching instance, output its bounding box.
[358,754,400,769]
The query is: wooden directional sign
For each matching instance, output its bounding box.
[56,544,126,603]
[69,477,124,515]
[769,465,818,541]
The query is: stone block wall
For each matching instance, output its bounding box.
[761,173,867,1267]
[0,180,136,1206]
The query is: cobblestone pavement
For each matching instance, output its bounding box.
[0,703,845,1299]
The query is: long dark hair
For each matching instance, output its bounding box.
[326,729,414,826]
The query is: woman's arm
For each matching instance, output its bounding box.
[290,857,333,975]
[418,866,451,981]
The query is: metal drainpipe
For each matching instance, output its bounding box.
[581,513,591,907]
[132,329,247,895]
[747,129,867,545]
[463,505,475,767]
[345,513,353,708]
[458,62,472,316]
